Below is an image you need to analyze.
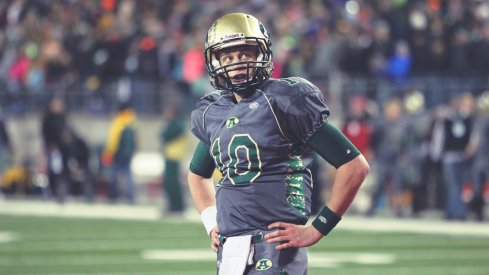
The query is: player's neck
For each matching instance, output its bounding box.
[233,92,245,103]
[232,89,255,103]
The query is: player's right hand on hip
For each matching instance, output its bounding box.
[265,222,323,250]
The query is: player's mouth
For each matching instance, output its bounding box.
[231,73,249,83]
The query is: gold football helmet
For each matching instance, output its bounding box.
[205,13,273,92]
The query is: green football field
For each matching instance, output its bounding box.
[1,214,489,275]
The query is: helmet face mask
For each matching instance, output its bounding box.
[205,13,273,93]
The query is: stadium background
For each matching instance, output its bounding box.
[0,0,489,274]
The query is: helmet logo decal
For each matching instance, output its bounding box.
[259,22,269,38]
[226,117,239,128]
[222,33,245,41]
[249,102,259,109]
[255,259,272,270]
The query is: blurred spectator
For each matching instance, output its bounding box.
[387,40,411,86]
[102,103,137,203]
[160,105,188,215]
[400,91,431,216]
[418,106,446,214]
[368,20,394,77]
[308,25,341,79]
[470,92,489,221]
[441,93,477,220]
[0,159,38,196]
[0,107,12,183]
[61,128,93,202]
[472,22,489,74]
[449,29,471,74]
[368,98,408,217]
[41,97,68,202]
[341,96,373,160]
[339,26,371,74]
[427,15,448,72]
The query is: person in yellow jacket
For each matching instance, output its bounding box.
[102,104,137,203]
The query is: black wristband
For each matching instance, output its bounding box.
[312,206,342,236]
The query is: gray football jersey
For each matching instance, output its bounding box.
[190,77,330,236]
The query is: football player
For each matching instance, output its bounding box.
[187,13,370,274]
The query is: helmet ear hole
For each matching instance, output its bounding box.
[211,59,221,71]
[257,53,263,62]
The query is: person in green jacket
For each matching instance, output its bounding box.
[161,106,188,214]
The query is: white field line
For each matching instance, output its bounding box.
[23,274,166,275]
[1,240,486,253]
[15,267,486,275]
[0,200,162,220]
[325,266,488,275]
[0,231,18,243]
[1,199,488,236]
[0,256,146,266]
[338,216,489,237]
[1,249,487,271]
[45,273,179,275]
[142,249,395,268]
[140,248,489,267]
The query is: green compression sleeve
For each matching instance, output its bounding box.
[307,123,360,168]
[189,141,216,178]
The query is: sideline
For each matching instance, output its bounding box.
[1,199,488,237]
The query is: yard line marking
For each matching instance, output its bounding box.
[0,256,145,266]
[339,216,489,237]
[0,231,18,243]
[141,249,396,268]
[143,249,215,261]
[329,265,489,275]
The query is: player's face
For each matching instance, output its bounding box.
[218,46,258,84]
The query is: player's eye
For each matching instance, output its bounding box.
[220,55,232,65]
[240,52,254,61]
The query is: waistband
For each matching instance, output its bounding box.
[218,231,264,246]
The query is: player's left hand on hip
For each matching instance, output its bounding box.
[265,222,323,250]
[210,225,220,253]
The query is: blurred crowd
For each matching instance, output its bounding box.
[340,90,489,221]
[1,0,489,111]
[0,0,489,220]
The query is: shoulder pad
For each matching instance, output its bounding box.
[190,90,229,146]
[196,90,227,107]
[260,78,330,144]
[263,78,327,115]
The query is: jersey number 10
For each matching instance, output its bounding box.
[211,134,262,185]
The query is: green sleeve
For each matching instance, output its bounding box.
[189,141,216,178]
[307,123,360,169]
